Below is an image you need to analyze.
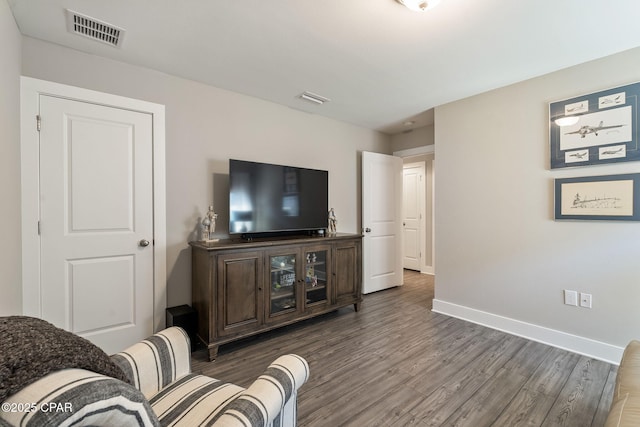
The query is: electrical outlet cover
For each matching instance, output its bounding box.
[580,293,592,308]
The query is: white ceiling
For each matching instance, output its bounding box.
[9,0,640,134]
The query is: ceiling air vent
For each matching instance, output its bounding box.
[299,91,331,105]
[65,9,125,48]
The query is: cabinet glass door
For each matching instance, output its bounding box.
[304,249,328,306]
[270,254,297,315]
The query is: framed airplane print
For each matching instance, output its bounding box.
[554,173,640,221]
[549,82,640,169]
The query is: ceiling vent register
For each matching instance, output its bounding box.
[65,9,125,48]
[299,91,331,105]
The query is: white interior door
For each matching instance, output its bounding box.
[39,95,155,353]
[362,151,403,294]
[402,163,424,271]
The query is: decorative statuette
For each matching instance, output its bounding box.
[201,205,219,242]
[328,208,337,234]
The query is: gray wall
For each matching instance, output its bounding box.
[434,46,640,356]
[16,36,391,311]
[391,124,434,152]
[0,1,22,315]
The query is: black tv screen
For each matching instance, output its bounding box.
[229,159,328,236]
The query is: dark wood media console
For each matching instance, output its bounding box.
[190,233,362,361]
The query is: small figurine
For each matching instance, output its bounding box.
[201,205,219,242]
[328,208,337,234]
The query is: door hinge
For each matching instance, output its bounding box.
[36,115,41,132]
[37,221,41,235]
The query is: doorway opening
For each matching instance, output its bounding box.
[395,146,435,275]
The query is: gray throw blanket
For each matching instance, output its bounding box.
[0,316,132,402]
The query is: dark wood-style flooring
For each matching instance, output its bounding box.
[192,270,616,426]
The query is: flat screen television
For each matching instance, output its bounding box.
[229,159,328,237]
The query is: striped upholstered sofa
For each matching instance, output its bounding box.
[0,325,309,427]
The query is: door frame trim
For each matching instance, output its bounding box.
[20,76,167,333]
[394,145,436,275]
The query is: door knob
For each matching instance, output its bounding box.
[139,239,150,247]
[364,228,371,233]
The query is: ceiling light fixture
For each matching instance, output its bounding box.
[299,91,330,105]
[395,0,442,13]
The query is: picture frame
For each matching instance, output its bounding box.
[549,82,640,169]
[554,173,640,221]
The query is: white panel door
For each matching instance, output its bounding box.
[362,151,403,294]
[39,95,154,353]
[402,164,423,271]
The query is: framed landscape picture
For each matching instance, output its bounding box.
[549,82,640,169]
[554,173,640,221]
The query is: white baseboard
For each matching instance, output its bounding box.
[432,299,623,365]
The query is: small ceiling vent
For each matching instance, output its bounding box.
[299,91,331,105]
[65,9,125,48]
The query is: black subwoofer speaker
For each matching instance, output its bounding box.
[166,305,197,351]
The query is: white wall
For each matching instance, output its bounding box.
[433,46,640,363]
[0,0,22,315]
[19,36,390,310]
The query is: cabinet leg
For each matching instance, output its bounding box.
[207,345,219,362]
[354,301,361,312]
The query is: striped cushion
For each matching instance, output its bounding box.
[0,369,159,427]
[111,327,191,399]
[150,373,245,426]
